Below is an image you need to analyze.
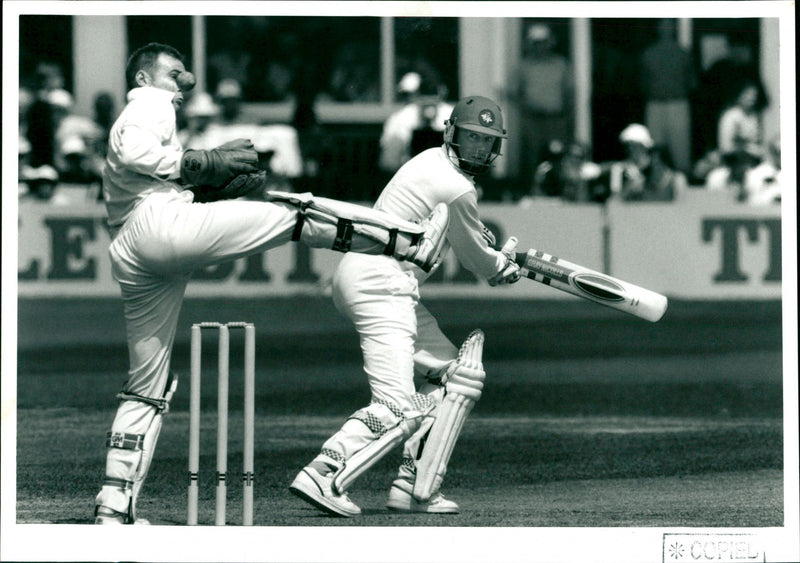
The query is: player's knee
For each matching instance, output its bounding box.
[446,365,485,402]
[352,394,435,440]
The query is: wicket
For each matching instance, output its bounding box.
[188,322,255,526]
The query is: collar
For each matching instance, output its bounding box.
[127,86,177,105]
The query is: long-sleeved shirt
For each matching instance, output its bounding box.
[103,87,184,234]
[374,146,506,282]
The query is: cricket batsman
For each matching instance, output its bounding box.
[290,96,521,516]
[93,42,450,524]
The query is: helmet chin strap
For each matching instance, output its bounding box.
[446,142,497,176]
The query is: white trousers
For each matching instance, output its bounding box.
[319,253,457,469]
[98,191,299,513]
[97,190,419,513]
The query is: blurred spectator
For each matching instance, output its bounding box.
[19,86,35,139]
[18,87,36,189]
[58,136,98,184]
[691,149,724,185]
[207,20,252,98]
[179,91,221,149]
[92,92,116,155]
[743,136,781,205]
[19,87,58,200]
[34,61,66,93]
[378,72,453,173]
[178,79,302,183]
[53,90,110,185]
[605,124,686,202]
[717,80,764,156]
[704,148,763,202]
[181,80,258,150]
[26,89,60,170]
[23,87,71,199]
[528,139,602,201]
[698,80,767,201]
[639,19,695,173]
[19,159,59,200]
[515,23,574,190]
[694,37,766,157]
[292,85,330,180]
[260,32,302,102]
[327,42,380,102]
[216,79,246,125]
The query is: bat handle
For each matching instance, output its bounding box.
[500,237,518,258]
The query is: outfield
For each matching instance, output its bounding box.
[12,296,785,531]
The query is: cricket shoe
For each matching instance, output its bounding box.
[406,202,450,273]
[289,466,361,517]
[94,505,150,525]
[386,478,459,514]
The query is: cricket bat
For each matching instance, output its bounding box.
[502,237,668,322]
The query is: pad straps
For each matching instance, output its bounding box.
[115,372,179,414]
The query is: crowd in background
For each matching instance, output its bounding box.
[18,19,781,207]
[19,62,114,201]
[517,21,780,206]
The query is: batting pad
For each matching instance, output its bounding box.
[413,329,485,502]
[266,191,423,235]
[331,395,435,494]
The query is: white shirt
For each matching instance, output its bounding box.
[744,161,781,205]
[103,87,185,233]
[374,146,506,282]
[717,106,761,154]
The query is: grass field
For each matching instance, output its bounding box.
[11,297,787,534]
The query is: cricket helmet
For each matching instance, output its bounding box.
[444,96,507,175]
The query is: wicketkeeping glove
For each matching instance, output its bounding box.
[190,170,269,203]
[180,138,259,188]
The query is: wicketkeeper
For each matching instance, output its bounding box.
[93,42,449,524]
[290,96,521,516]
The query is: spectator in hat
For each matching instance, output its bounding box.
[179,91,221,149]
[606,123,686,202]
[528,139,602,202]
[216,78,245,124]
[49,89,112,187]
[379,72,453,173]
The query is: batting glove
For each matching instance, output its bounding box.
[488,236,522,286]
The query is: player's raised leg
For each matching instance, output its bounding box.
[264,189,450,272]
[187,173,450,272]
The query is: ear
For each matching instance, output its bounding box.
[135,69,150,87]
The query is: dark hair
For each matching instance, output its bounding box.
[125,42,184,90]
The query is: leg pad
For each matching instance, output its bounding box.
[413,329,485,502]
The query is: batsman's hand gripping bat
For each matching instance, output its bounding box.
[501,238,668,322]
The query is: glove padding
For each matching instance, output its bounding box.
[181,138,259,188]
[488,236,521,286]
[191,170,269,203]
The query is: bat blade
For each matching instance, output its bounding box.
[516,245,668,322]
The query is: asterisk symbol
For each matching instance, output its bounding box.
[669,542,684,559]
